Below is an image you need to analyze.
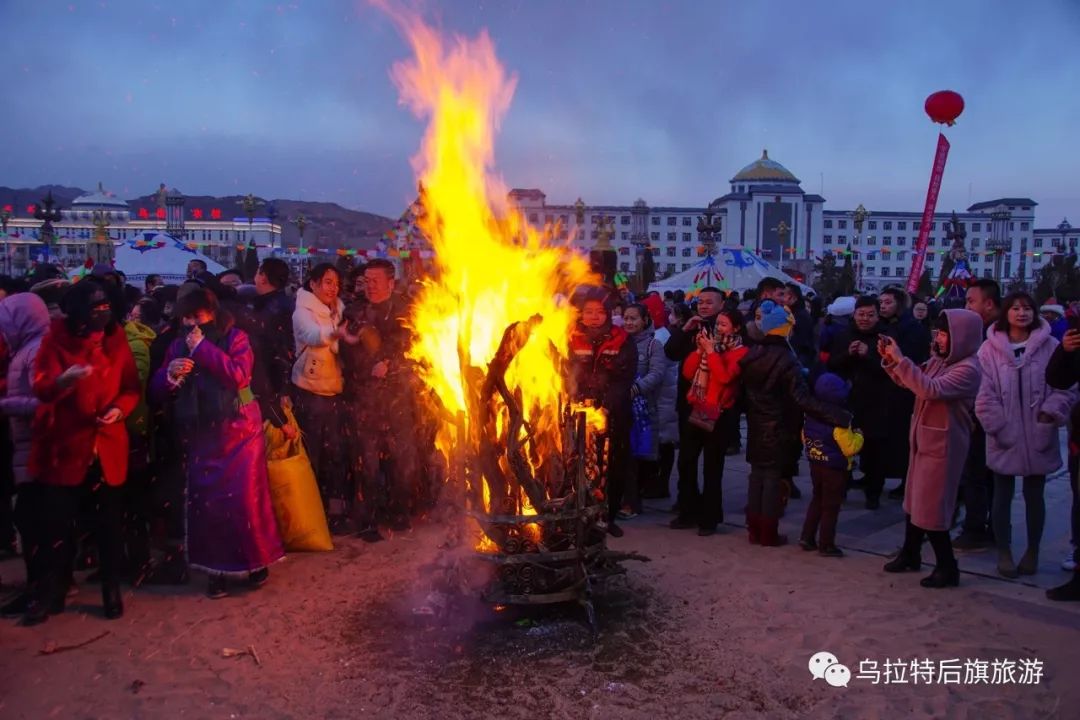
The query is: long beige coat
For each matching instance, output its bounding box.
[884,309,983,531]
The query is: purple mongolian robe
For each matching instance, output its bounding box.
[150,324,284,575]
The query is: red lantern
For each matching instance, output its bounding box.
[924,90,965,126]
[155,207,166,219]
[192,208,204,219]
[26,204,36,214]
[210,208,222,220]
[2,204,12,213]
[138,207,149,219]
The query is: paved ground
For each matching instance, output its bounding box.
[648,420,1077,592]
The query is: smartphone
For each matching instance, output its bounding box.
[1069,315,1080,333]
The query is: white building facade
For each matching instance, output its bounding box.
[510,150,1077,291]
[1,185,280,275]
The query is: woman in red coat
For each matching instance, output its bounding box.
[23,279,139,625]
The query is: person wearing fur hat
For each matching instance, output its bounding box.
[739,300,851,546]
[879,309,983,588]
[1039,302,1067,341]
[568,288,637,537]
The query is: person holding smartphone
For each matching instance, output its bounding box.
[879,309,983,589]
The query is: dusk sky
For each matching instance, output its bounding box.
[2,0,1078,227]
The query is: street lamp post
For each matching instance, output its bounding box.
[292,213,308,280]
[696,209,722,257]
[772,220,791,273]
[0,205,11,275]
[34,191,62,266]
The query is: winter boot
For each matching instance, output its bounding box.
[1017,547,1039,576]
[102,582,124,620]
[997,549,1019,579]
[920,560,960,588]
[758,515,788,547]
[1046,572,1080,601]
[883,551,922,573]
[746,512,761,545]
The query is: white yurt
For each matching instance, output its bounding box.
[648,247,812,298]
[112,233,225,283]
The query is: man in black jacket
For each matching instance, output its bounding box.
[251,258,296,429]
[1044,327,1080,601]
[877,287,930,499]
[785,282,816,370]
[741,300,852,545]
[827,296,912,509]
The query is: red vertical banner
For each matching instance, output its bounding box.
[906,133,951,292]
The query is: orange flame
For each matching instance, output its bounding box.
[379,5,595,551]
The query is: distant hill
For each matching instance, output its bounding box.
[0,186,397,251]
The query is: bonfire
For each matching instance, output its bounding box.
[379,6,644,619]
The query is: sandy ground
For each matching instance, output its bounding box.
[1,491,1079,720]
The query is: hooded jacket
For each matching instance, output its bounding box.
[291,287,345,396]
[0,294,51,484]
[884,309,983,531]
[975,318,1076,476]
[30,318,140,487]
[739,335,852,466]
[802,373,864,471]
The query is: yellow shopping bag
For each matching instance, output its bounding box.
[265,404,333,552]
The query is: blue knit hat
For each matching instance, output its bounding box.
[756,299,794,337]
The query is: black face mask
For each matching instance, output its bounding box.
[87,308,112,333]
[184,322,216,338]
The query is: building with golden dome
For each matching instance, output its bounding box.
[510,149,1077,290]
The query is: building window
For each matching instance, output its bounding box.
[867,237,877,245]
[682,217,692,226]
[824,235,833,244]
[852,237,860,246]
[620,215,630,225]
[1021,222,1030,231]
[544,214,553,224]
[667,232,676,242]
[914,221,921,231]
[1034,238,1043,248]
[528,213,538,223]
[838,235,847,244]
[621,232,629,241]
[868,221,877,230]
[971,239,979,248]
[867,265,876,274]
[620,262,629,272]
[682,232,691,242]
[651,247,661,256]
[897,221,907,231]
[883,236,892,245]
[931,222,937,230]
[883,221,892,230]
[651,216,660,226]
[824,219,833,229]
[897,251,906,261]
[1010,222,1015,231]
[972,222,981,232]
[682,263,692,271]
[666,246,676,257]
[838,220,847,229]
[682,248,691,257]
[618,247,629,256]
[590,230,598,240]
[667,216,676,226]
[650,232,659,242]
[881,267,890,277]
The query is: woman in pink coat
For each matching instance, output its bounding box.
[878,309,983,589]
[975,292,1077,578]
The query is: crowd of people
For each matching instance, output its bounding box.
[573,275,1080,597]
[1,257,1079,629]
